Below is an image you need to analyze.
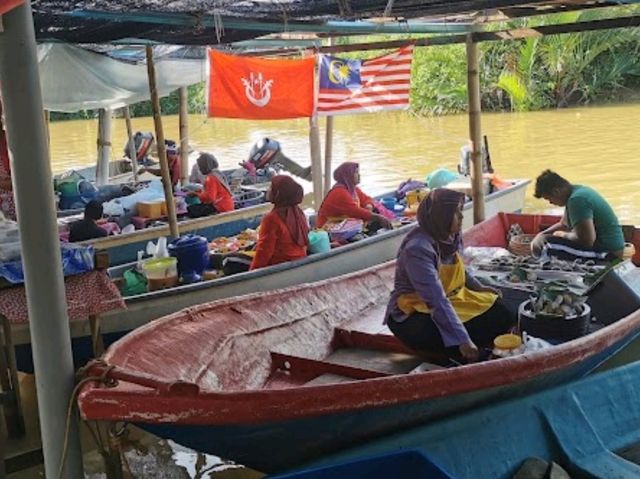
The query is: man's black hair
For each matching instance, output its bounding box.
[84,200,104,220]
[534,170,571,198]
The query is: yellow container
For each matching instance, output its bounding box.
[138,201,163,219]
[406,189,429,208]
[142,257,178,291]
[494,333,522,350]
[160,199,177,217]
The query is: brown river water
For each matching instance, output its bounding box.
[49,102,640,224]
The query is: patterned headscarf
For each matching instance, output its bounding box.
[270,175,309,247]
[332,162,359,196]
[417,188,465,257]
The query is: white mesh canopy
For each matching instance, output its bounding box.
[37,43,206,112]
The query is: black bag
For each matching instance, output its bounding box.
[222,253,253,276]
[187,203,217,218]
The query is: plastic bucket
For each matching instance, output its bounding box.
[142,257,178,291]
[308,230,330,254]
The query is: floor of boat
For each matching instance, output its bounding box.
[263,302,445,390]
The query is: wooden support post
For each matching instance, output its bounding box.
[145,46,179,239]
[0,315,24,438]
[324,116,334,195]
[309,116,323,212]
[96,108,112,186]
[88,315,104,358]
[179,86,190,186]
[465,36,485,224]
[123,107,138,182]
[43,110,50,146]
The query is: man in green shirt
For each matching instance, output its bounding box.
[531,170,624,260]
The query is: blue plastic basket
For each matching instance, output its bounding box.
[268,450,455,479]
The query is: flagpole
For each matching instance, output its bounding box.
[309,53,324,211]
[323,38,335,195]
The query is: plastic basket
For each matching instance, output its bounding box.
[508,234,535,256]
[233,189,265,208]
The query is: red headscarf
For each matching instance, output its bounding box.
[417,188,465,257]
[270,175,309,247]
[332,162,359,196]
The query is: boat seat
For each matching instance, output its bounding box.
[324,348,423,375]
[304,373,356,386]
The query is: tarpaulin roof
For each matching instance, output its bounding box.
[38,43,205,112]
[30,0,636,45]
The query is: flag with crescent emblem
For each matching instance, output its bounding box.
[317,45,414,116]
[207,49,316,120]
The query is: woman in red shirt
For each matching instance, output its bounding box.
[317,162,391,229]
[250,175,309,270]
[192,153,234,213]
[0,101,15,220]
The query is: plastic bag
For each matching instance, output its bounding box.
[121,269,148,296]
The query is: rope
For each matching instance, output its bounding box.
[57,361,116,479]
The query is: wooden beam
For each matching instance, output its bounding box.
[179,86,189,186]
[145,45,179,239]
[466,37,485,225]
[246,14,640,56]
[123,106,138,182]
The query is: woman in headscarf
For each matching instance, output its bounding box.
[250,175,309,270]
[0,100,16,220]
[385,189,514,363]
[317,162,392,230]
[190,153,234,213]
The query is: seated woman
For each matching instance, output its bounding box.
[317,162,392,230]
[385,189,515,363]
[250,175,309,270]
[188,153,234,215]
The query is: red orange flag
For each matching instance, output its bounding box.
[0,0,25,15]
[207,49,316,120]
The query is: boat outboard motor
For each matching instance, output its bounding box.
[243,137,312,181]
[458,136,494,176]
[123,131,155,166]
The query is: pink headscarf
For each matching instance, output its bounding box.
[270,175,309,248]
[417,188,465,257]
[332,162,359,196]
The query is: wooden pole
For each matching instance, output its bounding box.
[465,36,485,224]
[323,37,335,196]
[146,46,179,239]
[123,106,138,182]
[323,116,334,195]
[178,86,189,186]
[309,116,323,212]
[96,108,112,186]
[43,109,50,146]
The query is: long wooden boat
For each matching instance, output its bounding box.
[288,360,640,479]
[10,180,530,373]
[78,178,529,266]
[77,212,640,474]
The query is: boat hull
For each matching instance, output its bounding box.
[136,333,634,473]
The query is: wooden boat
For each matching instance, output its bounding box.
[10,180,530,373]
[77,212,640,474]
[75,178,529,266]
[290,360,640,479]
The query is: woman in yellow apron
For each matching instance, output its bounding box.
[385,189,515,363]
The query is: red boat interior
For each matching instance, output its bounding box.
[91,213,640,395]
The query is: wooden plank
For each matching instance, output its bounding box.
[325,348,422,375]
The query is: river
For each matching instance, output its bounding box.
[49,103,640,223]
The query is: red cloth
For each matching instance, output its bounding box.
[0,270,125,324]
[317,185,375,228]
[270,175,309,248]
[169,156,181,187]
[0,101,16,220]
[250,211,307,270]
[197,175,234,213]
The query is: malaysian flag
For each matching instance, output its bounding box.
[316,45,414,116]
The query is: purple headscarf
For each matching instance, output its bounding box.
[417,188,465,257]
[333,162,359,196]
